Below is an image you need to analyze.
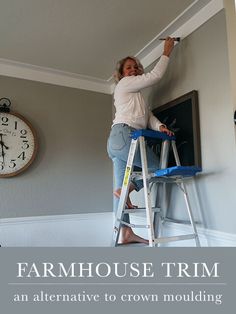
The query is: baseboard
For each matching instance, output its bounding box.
[131,215,236,247]
[0,212,113,247]
[1,212,235,247]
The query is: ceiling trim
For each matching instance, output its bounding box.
[0,0,224,95]
[109,0,224,94]
[136,0,224,69]
[0,58,111,94]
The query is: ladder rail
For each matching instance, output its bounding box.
[111,138,139,246]
[172,140,200,247]
[177,182,201,247]
[139,136,156,247]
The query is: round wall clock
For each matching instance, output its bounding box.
[0,98,38,177]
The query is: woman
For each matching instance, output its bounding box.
[107,37,175,244]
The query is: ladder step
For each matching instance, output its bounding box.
[154,166,202,177]
[164,217,200,225]
[123,207,160,214]
[119,220,151,229]
[154,234,197,244]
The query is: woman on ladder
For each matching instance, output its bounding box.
[107,37,175,244]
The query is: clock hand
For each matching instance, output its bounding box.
[2,143,9,149]
[0,133,9,149]
[0,133,9,165]
[0,134,5,164]
[0,133,4,151]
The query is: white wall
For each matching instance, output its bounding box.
[224,0,236,110]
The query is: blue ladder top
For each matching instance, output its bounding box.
[131,129,176,141]
[131,129,202,177]
[154,166,202,177]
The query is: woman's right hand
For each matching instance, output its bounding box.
[163,37,175,57]
[159,125,174,136]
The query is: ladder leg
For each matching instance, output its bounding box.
[179,182,201,247]
[172,140,200,246]
[139,137,155,247]
[171,140,181,166]
[111,139,139,246]
[153,211,162,247]
[153,182,161,240]
[154,140,170,245]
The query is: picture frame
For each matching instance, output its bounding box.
[152,90,201,167]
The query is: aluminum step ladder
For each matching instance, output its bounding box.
[111,129,201,247]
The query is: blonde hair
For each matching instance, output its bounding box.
[113,56,144,83]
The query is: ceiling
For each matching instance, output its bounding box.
[0,0,221,93]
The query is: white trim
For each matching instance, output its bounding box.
[0,58,111,94]
[1,212,235,247]
[162,222,236,247]
[139,0,224,69]
[0,212,110,225]
[0,212,113,247]
[131,215,236,247]
[109,0,224,94]
[134,0,201,58]
[0,0,224,94]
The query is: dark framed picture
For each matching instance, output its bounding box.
[152,90,201,167]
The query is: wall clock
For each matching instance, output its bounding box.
[0,98,38,177]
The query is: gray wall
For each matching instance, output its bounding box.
[0,77,113,218]
[141,10,236,234]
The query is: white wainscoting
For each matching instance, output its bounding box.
[0,213,113,247]
[0,212,235,247]
[131,215,236,247]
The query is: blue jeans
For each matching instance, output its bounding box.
[107,124,160,224]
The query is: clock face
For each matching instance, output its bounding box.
[0,112,37,177]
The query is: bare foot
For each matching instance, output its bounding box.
[114,189,138,209]
[119,227,149,245]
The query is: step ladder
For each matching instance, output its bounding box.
[111,129,201,247]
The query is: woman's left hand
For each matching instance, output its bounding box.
[159,125,174,136]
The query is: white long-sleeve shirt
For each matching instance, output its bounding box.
[112,55,169,130]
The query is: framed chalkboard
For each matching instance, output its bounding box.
[152,90,201,167]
